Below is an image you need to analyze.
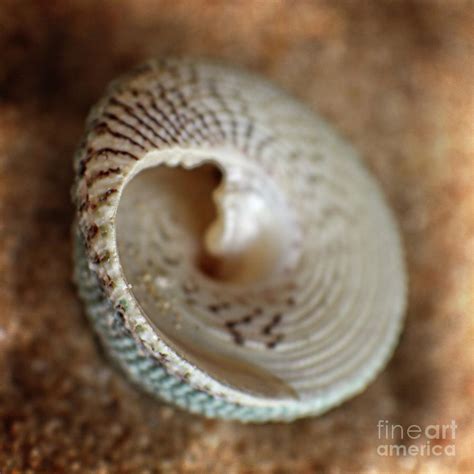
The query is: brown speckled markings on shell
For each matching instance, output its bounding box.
[73,57,407,421]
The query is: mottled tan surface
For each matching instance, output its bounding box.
[0,1,473,472]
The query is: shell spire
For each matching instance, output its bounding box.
[73,58,407,422]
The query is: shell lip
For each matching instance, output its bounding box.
[77,146,302,409]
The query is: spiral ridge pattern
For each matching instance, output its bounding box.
[73,58,407,422]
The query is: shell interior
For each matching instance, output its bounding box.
[115,145,404,403]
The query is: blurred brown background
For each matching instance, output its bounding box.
[0,0,473,472]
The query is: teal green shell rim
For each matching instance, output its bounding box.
[73,230,303,422]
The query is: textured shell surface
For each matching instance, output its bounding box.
[73,58,407,422]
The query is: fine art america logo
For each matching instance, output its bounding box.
[377,420,457,457]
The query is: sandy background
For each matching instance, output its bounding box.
[0,0,473,472]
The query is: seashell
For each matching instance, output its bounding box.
[73,58,407,422]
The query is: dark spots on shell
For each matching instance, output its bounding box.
[208,302,231,313]
[78,159,87,177]
[134,100,175,144]
[172,88,189,109]
[93,250,111,264]
[89,120,110,136]
[99,274,115,290]
[266,334,284,349]
[79,194,89,212]
[86,147,140,164]
[111,310,126,332]
[107,97,174,146]
[115,303,127,318]
[157,86,180,113]
[102,111,159,148]
[142,90,183,138]
[90,121,147,151]
[286,297,296,307]
[224,320,245,346]
[262,313,282,336]
[98,188,118,203]
[87,224,99,241]
[231,314,254,326]
[79,147,138,193]
[86,167,122,186]
[203,107,226,141]
[224,312,259,346]
[154,86,208,143]
[231,331,244,346]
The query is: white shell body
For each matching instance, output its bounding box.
[73,58,407,422]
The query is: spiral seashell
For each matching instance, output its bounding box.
[73,58,407,422]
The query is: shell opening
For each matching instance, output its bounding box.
[114,145,405,406]
[201,169,299,285]
[116,157,302,400]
